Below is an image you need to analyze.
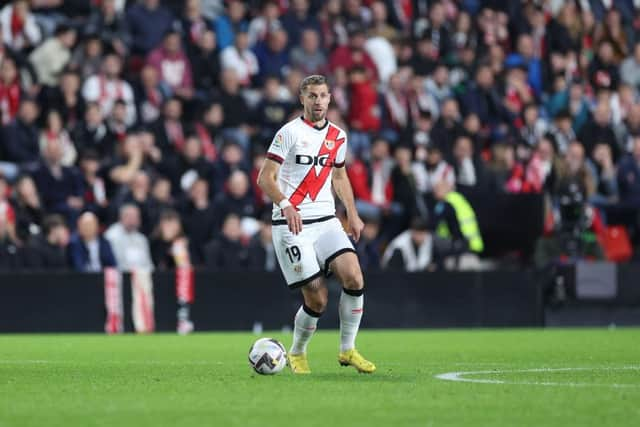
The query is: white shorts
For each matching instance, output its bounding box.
[272,216,356,288]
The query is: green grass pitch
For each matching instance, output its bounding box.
[1,329,639,427]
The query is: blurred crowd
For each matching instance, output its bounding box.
[1,0,640,273]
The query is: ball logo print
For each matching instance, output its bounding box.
[248,338,287,375]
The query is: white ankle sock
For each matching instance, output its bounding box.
[290,305,320,354]
[339,289,364,352]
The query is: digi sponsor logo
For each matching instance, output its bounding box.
[295,154,334,167]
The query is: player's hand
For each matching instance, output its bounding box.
[347,214,364,243]
[283,206,302,235]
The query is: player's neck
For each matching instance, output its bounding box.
[302,114,327,129]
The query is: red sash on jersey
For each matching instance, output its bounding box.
[289,125,345,207]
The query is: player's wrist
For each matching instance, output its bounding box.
[278,199,292,210]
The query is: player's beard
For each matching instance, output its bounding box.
[309,107,326,123]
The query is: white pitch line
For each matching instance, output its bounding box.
[435,366,640,388]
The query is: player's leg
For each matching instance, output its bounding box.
[291,277,327,352]
[272,223,325,373]
[329,252,376,373]
[315,218,376,373]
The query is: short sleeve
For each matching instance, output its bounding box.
[333,131,348,168]
[266,128,292,164]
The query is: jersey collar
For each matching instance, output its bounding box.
[300,116,329,131]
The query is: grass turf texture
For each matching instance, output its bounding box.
[1,329,639,427]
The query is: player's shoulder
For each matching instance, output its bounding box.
[327,120,348,138]
[274,117,303,138]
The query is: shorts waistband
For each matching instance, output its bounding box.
[272,215,335,226]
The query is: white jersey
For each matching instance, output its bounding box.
[267,117,348,221]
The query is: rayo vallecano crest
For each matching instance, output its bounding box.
[324,139,335,150]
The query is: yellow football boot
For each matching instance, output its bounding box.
[287,353,311,374]
[338,348,376,373]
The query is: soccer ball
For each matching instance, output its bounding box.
[248,338,287,375]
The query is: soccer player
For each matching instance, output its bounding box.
[257,75,376,374]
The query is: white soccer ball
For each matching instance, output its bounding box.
[248,337,287,375]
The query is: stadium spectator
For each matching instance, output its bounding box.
[0,56,21,126]
[459,65,505,131]
[126,0,175,56]
[382,217,465,272]
[204,212,247,271]
[347,137,403,237]
[367,1,397,41]
[22,214,69,270]
[280,0,321,50]
[212,140,247,194]
[77,149,107,221]
[1,98,39,170]
[578,101,620,163]
[452,135,488,194]
[72,102,113,159]
[0,0,41,52]
[11,174,43,243]
[220,27,258,88]
[81,53,136,126]
[39,109,76,167]
[105,203,154,272]
[69,34,103,80]
[430,98,464,160]
[246,213,276,271]
[346,66,380,156]
[620,41,640,89]
[146,30,194,100]
[111,170,158,236]
[247,0,281,48]
[212,0,248,51]
[85,0,130,57]
[68,211,117,272]
[412,143,455,201]
[354,213,383,271]
[211,169,256,232]
[152,97,187,155]
[179,0,213,56]
[44,69,85,131]
[28,24,76,88]
[188,30,220,95]
[618,136,640,204]
[589,40,620,92]
[289,28,326,76]
[178,177,215,266]
[253,28,289,85]
[0,199,21,270]
[150,208,191,269]
[382,71,411,135]
[252,76,291,145]
[213,69,251,150]
[317,0,348,51]
[557,141,597,201]
[159,134,215,197]
[31,137,83,225]
[329,25,377,81]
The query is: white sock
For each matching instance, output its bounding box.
[290,305,320,354]
[339,288,364,352]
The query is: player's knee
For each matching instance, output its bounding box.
[306,293,328,313]
[342,266,364,290]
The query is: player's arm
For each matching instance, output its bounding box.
[256,158,303,234]
[332,165,364,242]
